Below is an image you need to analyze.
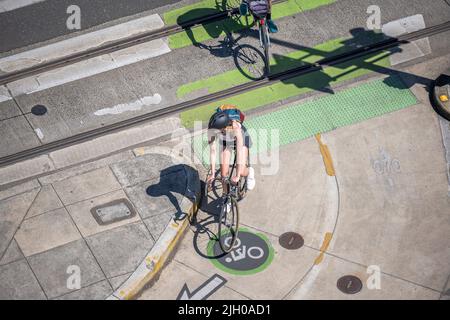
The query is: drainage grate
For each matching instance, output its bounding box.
[279,232,304,250]
[31,105,48,116]
[91,199,136,225]
[337,275,363,294]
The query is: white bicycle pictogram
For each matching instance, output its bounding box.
[223,237,265,263]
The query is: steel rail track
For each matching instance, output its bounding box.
[1,20,449,168]
[0,0,285,86]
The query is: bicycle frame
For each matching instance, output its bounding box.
[232,1,271,76]
[257,18,271,49]
[222,151,241,199]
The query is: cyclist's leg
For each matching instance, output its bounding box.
[239,0,249,15]
[266,0,278,33]
[242,129,256,190]
[235,129,251,178]
[220,145,232,194]
[237,146,250,177]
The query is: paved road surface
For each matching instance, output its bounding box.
[0,0,183,53]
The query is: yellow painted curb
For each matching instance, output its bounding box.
[122,205,196,300]
[315,134,336,177]
[314,232,333,265]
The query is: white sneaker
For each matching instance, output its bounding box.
[247,167,256,190]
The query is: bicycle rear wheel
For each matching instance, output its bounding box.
[218,196,239,253]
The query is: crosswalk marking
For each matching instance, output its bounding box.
[0,85,11,103]
[0,0,46,13]
[0,14,171,97]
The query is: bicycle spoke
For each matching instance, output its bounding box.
[236,45,265,79]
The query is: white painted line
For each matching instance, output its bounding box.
[289,133,339,300]
[178,275,227,300]
[382,14,427,37]
[1,13,171,97]
[94,94,162,116]
[3,14,171,97]
[34,128,44,140]
[7,39,171,96]
[0,85,12,103]
[0,0,45,13]
[1,14,171,97]
[321,176,339,232]
[289,265,321,300]
[0,14,165,73]
[382,14,431,66]
[288,175,338,300]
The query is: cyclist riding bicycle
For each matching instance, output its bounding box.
[240,0,278,33]
[207,105,256,191]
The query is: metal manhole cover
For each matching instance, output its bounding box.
[279,232,304,250]
[31,105,48,116]
[91,199,136,225]
[337,275,363,294]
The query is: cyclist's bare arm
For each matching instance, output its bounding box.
[208,135,217,183]
[233,122,245,181]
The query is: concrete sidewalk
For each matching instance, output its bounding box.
[0,138,201,300]
[138,57,450,300]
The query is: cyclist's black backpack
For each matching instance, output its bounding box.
[248,0,269,18]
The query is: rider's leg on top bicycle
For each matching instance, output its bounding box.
[217,145,234,215]
[207,121,255,192]
[220,144,254,214]
[206,136,233,214]
[240,146,256,191]
[266,0,278,33]
[220,146,232,194]
[239,0,278,33]
[241,0,278,33]
[233,126,256,191]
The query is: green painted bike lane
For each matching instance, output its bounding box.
[180,31,391,129]
[191,74,418,165]
[164,0,336,49]
[166,2,418,166]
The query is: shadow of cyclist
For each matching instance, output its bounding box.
[146,164,200,221]
[175,0,255,57]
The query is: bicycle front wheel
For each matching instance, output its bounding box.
[218,196,239,253]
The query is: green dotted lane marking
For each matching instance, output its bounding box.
[165,0,336,49]
[181,49,391,128]
[192,75,418,165]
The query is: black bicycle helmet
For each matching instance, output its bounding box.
[208,111,230,129]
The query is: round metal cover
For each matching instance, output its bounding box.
[337,275,363,294]
[31,105,48,116]
[279,232,304,250]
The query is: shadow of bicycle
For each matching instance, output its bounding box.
[175,0,267,77]
[187,177,230,260]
